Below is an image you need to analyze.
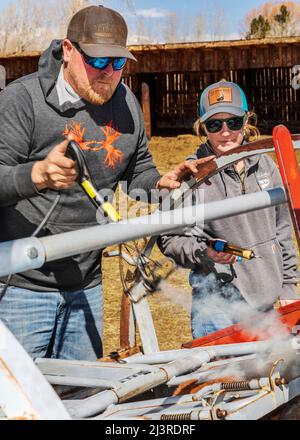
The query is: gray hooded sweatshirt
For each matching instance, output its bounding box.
[0,40,160,291]
[158,142,299,309]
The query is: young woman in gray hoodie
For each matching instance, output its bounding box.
[158,80,299,339]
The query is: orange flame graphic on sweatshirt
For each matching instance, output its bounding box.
[64,122,124,169]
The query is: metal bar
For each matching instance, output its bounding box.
[130,283,160,354]
[67,339,292,419]
[42,188,286,262]
[68,393,199,419]
[0,321,71,420]
[167,354,257,386]
[0,187,287,278]
[124,341,270,364]
[35,357,157,376]
[44,375,119,389]
[0,237,45,281]
[66,350,213,418]
[224,389,286,420]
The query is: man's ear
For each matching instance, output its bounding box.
[62,39,73,63]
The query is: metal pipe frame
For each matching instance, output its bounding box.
[65,340,281,418]
[124,340,271,364]
[65,349,214,418]
[93,375,300,421]
[0,187,287,278]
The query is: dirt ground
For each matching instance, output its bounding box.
[101,135,299,356]
[102,135,200,355]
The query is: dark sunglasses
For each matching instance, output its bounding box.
[204,116,246,133]
[72,42,127,71]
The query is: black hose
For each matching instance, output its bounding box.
[0,193,61,301]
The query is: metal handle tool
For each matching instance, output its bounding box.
[203,238,259,261]
[66,140,121,222]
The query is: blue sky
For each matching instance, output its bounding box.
[0,0,289,40]
[103,1,281,37]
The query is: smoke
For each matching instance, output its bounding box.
[159,279,191,312]
[159,273,300,381]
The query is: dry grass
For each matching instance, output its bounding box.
[102,135,300,356]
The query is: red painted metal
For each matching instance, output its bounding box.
[273,125,300,248]
[182,300,300,348]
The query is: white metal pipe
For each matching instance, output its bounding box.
[0,237,45,279]
[44,375,120,389]
[41,187,286,261]
[125,348,196,364]
[124,341,269,364]
[0,321,71,420]
[0,187,287,278]
[167,354,257,386]
[67,350,213,418]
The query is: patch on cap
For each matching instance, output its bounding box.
[208,87,233,106]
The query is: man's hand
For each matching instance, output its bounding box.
[31,139,77,191]
[156,156,216,190]
[206,247,237,265]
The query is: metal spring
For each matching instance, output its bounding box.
[221,381,251,391]
[161,412,192,421]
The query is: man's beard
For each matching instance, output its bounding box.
[70,72,117,105]
[83,81,115,105]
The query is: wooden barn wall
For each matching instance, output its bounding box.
[1,41,300,134]
[123,66,300,134]
[123,42,300,134]
[0,57,39,83]
[125,43,300,73]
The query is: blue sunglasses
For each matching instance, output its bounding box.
[73,42,127,71]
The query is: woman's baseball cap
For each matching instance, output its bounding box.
[67,5,137,61]
[199,81,248,122]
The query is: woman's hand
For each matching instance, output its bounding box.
[206,247,237,265]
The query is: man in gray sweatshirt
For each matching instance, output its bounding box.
[0,5,207,360]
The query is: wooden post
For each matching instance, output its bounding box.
[141,82,151,140]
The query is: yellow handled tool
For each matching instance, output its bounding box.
[67,140,121,222]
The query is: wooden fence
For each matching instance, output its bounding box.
[122,67,300,134]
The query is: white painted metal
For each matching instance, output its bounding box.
[130,283,159,354]
[124,340,270,364]
[0,187,287,278]
[0,321,71,420]
[0,237,45,280]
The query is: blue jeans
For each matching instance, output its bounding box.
[0,283,103,360]
[189,271,249,339]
